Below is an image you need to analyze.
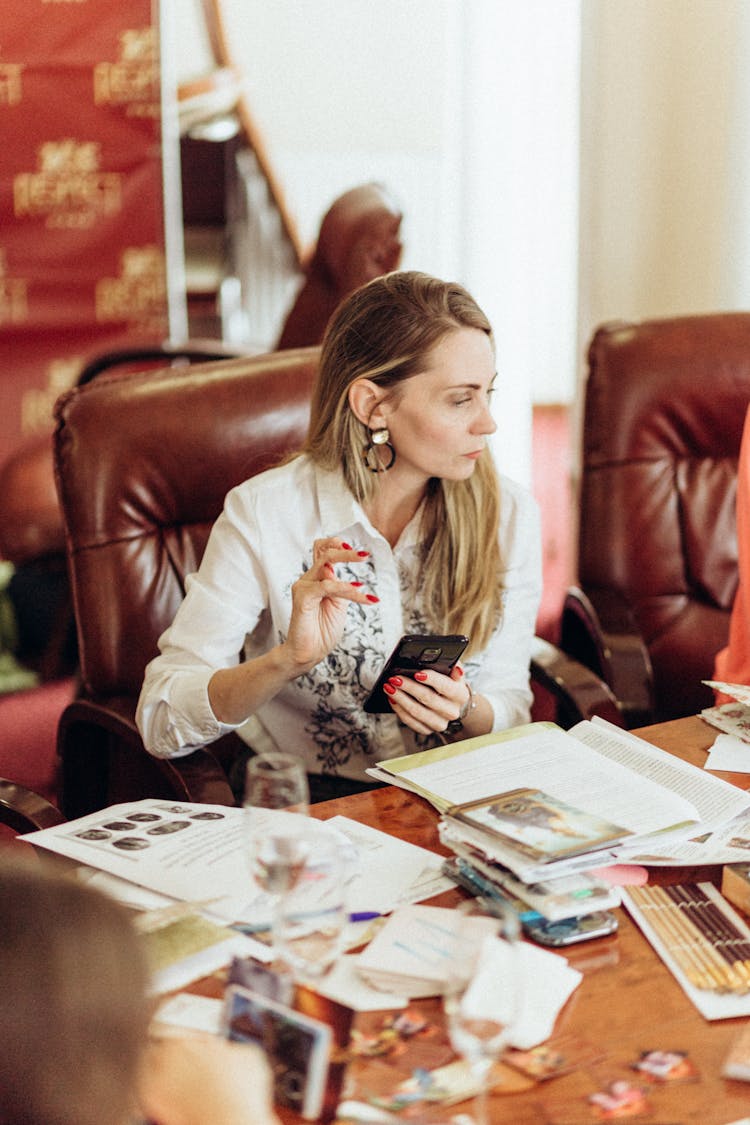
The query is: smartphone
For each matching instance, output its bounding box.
[522,909,619,947]
[363,633,469,713]
[222,984,332,1120]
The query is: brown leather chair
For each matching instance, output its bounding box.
[0,340,246,682]
[560,313,749,728]
[276,183,403,350]
[54,348,318,817]
[0,778,65,835]
[53,346,620,818]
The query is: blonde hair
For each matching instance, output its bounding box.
[0,856,151,1125]
[304,270,503,654]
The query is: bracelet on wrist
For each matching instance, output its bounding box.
[447,682,476,734]
[458,681,476,722]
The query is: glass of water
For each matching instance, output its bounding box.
[243,752,310,902]
[272,832,348,982]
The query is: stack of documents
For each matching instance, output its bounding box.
[367,717,750,920]
[356,903,498,997]
[354,903,583,1049]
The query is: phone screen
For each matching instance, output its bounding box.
[522,910,618,947]
[363,633,469,713]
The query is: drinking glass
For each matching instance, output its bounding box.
[272,831,348,983]
[441,899,522,1125]
[243,752,310,905]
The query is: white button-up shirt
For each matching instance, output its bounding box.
[136,456,542,780]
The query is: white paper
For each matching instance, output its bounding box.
[324,815,451,911]
[309,954,408,1011]
[702,702,750,744]
[153,994,224,1035]
[24,799,452,925]
[375,725,703,839]
[580,718,750,831]
[354,904,581,1047]
[577,721,750,866]
[355,904,498,997]
[463,936,582,1049]
[703,680,750,707]
[706,734,750,773]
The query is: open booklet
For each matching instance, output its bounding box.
[366,718,750,878]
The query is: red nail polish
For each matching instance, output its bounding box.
[350,581,363,587]
[341,542,352,550]
[383,682,396,696]
[388,676,403,687]
[414,670,428,682]
[366,594,379,603]
[456,666,464,676]
[357,550,370,557]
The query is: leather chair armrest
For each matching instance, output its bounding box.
[560,586,654,727]
[0,778,66,833]
[57,696,236,818]
[530,635,624,729]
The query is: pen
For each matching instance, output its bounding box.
[232,910,383,935]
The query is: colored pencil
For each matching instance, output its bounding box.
[629,885,750,994]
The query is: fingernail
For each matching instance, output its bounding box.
[357,550,370,557]
[341,541,352,550]
[456,666,464,676]
[350,581,363,587]
[383,682,397,696]
[414,670,428,682]
[366,594,379,603]
[388,676,403,687]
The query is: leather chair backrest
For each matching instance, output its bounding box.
[53,348,318,700]
[579,313,749,718]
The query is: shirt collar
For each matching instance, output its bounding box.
[313,460,424,553]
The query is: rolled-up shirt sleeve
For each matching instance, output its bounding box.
[136,487,270,758]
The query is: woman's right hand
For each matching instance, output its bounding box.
[284,538,378,673]
[208,539,378,726]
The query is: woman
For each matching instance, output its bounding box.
[0,855,279,1125]
[137,271,542,800]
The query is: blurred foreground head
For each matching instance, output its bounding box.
[0,855,150,1125]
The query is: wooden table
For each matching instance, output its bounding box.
[215,716,750,1124]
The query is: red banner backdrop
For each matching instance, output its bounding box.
[0,0,170,463]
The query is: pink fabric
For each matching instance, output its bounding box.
[0,677,74,804]
[590,864,649,887]
[714,405,750,690]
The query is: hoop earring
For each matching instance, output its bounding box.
[363,427,396,472]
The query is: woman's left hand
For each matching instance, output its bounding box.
[382,664,472,735]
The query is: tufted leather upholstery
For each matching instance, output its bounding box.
[53,347,318,816]
[561,313,749,727]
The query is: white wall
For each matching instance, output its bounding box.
[578,0,750,365]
